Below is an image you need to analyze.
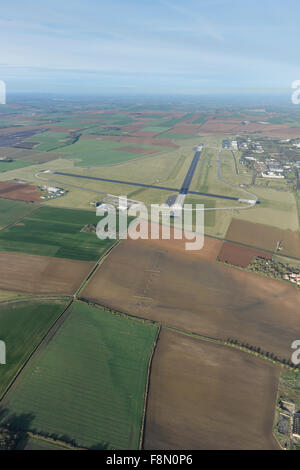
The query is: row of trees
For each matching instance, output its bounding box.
[226,338,300,370]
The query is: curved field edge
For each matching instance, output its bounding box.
[0,301,159,450]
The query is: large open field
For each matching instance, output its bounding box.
[199,116,300,138]
[46,139,166,167]
[0,206,115,261]
[0,302,158,449]
[0,198,37,228]
[0,299,69,397]
[234,187,299,232]
[82,237,300,361]
[144,328,280,450]
[226,218,300,259]
[0,181,41,203]
[0,252,94,295]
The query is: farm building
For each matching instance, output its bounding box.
[46,187,61,193]
[293,413,300,438]
[283,273,300,286]
[278,414,290,435]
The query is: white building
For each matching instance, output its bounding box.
[47,186,61,193]
[261,172,284,179]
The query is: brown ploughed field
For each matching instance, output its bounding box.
[82,237,300,360]
[0,181,41,203]
[199,118,300,138]
[218,241,272,267]
[0,252,94,295]
[226,219,300,259]
[144,329,280,450]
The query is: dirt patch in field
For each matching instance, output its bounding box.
[82,237,300,360]
[0,181,41,203]
[226,219,300,259]
[144,329,280,450]
[218,241,272,267]
[0,252,94,295]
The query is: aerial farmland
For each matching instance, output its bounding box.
[0,98,299,452]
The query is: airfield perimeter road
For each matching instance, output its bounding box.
[53,146,241,203]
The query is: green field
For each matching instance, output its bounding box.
[28,131,71,152]
[140,126,171,133]
[0,199,36,228]
[0,205,115,261]
[184,197,216,227]
[236,187,299,231]
[0,161,33,172]
[0,302,158,449]
[0,300,68,397]
[48,139,164,166]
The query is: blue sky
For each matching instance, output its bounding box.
[1,0,300,95]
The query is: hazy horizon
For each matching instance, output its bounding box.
[1,0,300,96]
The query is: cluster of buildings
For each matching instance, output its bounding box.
[40,186,67,200]
[278,401,300,443]
[261,159,285,179]
[90,194,141,212]
[236,138,263,153]
[240,149,296,182]
[283,272,300,286]
[222,139,238,150]
[294,413,300,439]
[251,141,264,153]
[238,141,249,151]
